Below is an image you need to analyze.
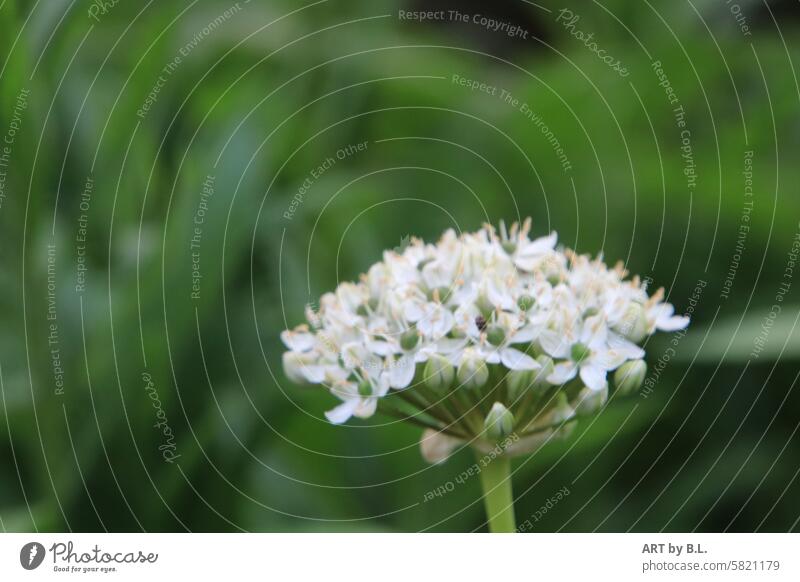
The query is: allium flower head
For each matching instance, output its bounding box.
[281,220,689,461]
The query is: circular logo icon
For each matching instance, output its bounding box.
[20,542,45,570]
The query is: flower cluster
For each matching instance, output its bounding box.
[281,220,688,461]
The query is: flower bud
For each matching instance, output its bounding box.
[457,353,489,390]
[573,384,608,416]
[614,303,648,343]
[582,307,599,319]
[420,428,462,464]
[550,392,575,424]
[543,262,562,285]
[424,354,455,392]
[486,325,506,346]
[517,294,535,311]
[400,328,420,351]
[506,368,533,401]
[570,342,591,364]
[484,402,514,441]
[614,359,647,395]
[358,380,373,397]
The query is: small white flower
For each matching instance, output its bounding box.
[414,302,455,340]
[325,376,390,424]
[476,313,541,371]
[280,325,316,352]
[513,231,558,272]
[542,315,644,391]
[647,302,690,333]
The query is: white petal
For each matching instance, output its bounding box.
[435,309,455,337]
[336,283,364,311]
[280,329,315,352]
[420,429,463,464]
[510,323,538,343]
[389,354,416,389]
[484,349,502,364]
[300,365,326,384]
[486,278,515,310]
[436,337,468,354]
[501,347,541,371]
[581,314,608,347]
[375,374,392,397]
[651,303,674,320]
[657,314,690,331]
[324,399,359,424]
[417,305,454,339]
[592,348,627,371]
[579,363,608,391]
[281,352,307,384]
[354,398,378,419]
[403,301,425,322]
[527,231,558,253]
[421,260,452,289]
[548,361,578,385]
[367,338,397,357]
[539,330,571,359]
[607,333,646,359]
[340,342,368,369]
[323,366,349,384]
[514,232,557,270]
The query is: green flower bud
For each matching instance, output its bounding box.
[573,384,608,416]
[517,295,535,311]
[614,303,648,344]
[614,359,647,395]
[570,342,591,364]
[541,257,562,286]
[400,328,420,351]
[484,402,514,441]
[548,392,575,424]
[457,354,489,390]
[506,368,534,401]
[358,380,372,397]
[486,325,506,346]
[424,354,455,393]
[582,307,599,319]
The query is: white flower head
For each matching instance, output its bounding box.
[281,221,689,458]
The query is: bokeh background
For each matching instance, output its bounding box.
[1,0,799,532]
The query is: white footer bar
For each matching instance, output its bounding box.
[1,533,797,581]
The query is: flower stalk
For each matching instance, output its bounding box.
[477,452,516,533]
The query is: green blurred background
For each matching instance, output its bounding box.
[1,0,799,532]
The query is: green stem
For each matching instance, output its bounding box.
[477,452,516,533]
